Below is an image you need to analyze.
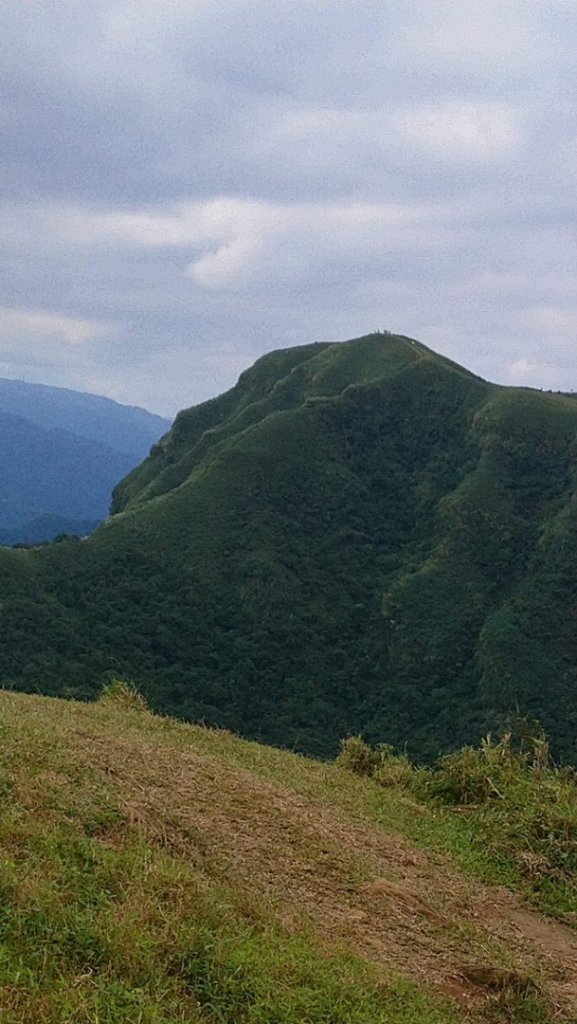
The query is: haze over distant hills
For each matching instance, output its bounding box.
[1,334,577,763]
[0,378,170,543]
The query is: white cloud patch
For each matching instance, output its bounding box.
[0,307,123,401]
[508,358,542,380]
[66,196,480,291]
[396,1,554,73]
[0,308,110,346]
[0,0,575,410]
[521,306,577,335]
[396,101,522,162]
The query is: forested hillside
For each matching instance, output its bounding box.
[1,334,577,761]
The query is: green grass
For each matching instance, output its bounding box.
[0,691,464,1024]
[0,690,566,1023]
[0,822,453,1024]
[73,691,577,924]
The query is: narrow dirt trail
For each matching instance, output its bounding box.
[57,722,577,1020]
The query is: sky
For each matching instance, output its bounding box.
[1,0,576,416]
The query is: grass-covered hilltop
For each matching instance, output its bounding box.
[2,685,577,1023]
[2,332,577,761]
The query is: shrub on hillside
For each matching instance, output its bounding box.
[337,730,577,898]
[337,737,421,790]
[425,733,520,805]
[374,750,420,791]
[98,677,150,712]
[336,736,379,777]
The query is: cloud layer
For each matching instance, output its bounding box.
[1,0,575,412]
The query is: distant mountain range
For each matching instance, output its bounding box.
[0,378,170,542]
[1,334,577,764]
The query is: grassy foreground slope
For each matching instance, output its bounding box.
[1,333,577,759]
[1,688,577,1023]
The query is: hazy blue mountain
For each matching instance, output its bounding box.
[0,378,169,458]
[0,513,100,546]
[0,380,170,542]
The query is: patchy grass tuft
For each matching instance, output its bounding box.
[98,677,150,712]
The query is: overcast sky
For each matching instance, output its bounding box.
[1,1,576,415]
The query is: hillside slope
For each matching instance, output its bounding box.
[0,688,576,1023]
[1,333,577,760]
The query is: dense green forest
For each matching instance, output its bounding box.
[1,333,577,761]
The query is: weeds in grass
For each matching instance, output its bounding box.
[482,988,553,1024]
[337,732,577,918]
[336,734,381,776]
[337,737,425,790]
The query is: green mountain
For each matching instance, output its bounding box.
[1,333,577,761]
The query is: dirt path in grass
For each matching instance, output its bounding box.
[57,719,577,1020]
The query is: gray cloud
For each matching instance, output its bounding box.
[1,0,575,413]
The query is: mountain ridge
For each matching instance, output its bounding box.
[111,334,485,515]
